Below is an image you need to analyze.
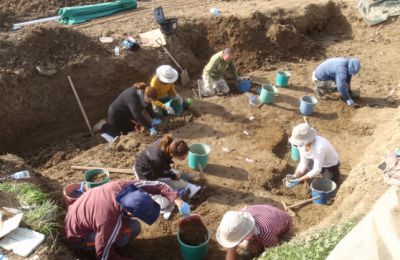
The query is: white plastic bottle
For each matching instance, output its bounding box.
[114,46,120,56]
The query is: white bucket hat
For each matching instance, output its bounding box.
[216,211,255,248]
[289,123,317,147]
[156,65,178,84]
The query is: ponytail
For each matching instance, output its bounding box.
[133,82,148,90]
[160,135,189,158]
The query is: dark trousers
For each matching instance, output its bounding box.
[102,111,140,138]
[306,159,340,183]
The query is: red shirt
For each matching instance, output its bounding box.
[65,180,178,259]
[243,205,292,247]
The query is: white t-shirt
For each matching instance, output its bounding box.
[296,135,339,178]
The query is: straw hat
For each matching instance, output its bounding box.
[156,65,178,83]
[289,123,317,147]
[216,211,255,248]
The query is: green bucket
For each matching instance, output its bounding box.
[165,99,183,115]
[177,215,210,260]
[259,84,277,104]
[188,144,211,170]
[84,168,110,189]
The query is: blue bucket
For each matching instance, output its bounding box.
[299,95,318,116]
[291,144,300,161]
[310,179,337,205]
[237,79,251,93]
[259,84,277,104]
[275,71,291,87]
[188,144,211,170]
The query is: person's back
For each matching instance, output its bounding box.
[314,57,349,82]
[109,87,138,115]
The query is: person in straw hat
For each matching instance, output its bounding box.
[150,65,189,115]
[216,205,292,259]
[287,123,340,189]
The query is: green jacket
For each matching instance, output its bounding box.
[203,51,238,81]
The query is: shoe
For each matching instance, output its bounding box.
[93,119,107,132]
[314,87,326,100]
[349,90,360,99]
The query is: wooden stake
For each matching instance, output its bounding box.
[67,76,94,136]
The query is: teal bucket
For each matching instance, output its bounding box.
[165,99,183,115]
[291,144,300,161]
[84,168,110,189]
[275,71,291,87]
[237,79,251,93]
[310,179,337,205]
[259,84,277,104]
[299,95,318,116]
[188,144,211,170]
[177,215,210,260]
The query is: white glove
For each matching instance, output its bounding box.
[346,99,355,106]
[175,95,183,105]
[149,127,157,136]
[165,106,175,115]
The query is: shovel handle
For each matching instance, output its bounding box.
[287,196,321,209]
[156,38,184,71]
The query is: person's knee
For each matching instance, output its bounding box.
[116,219,141,247]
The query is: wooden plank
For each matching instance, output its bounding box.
[71,165,133,174]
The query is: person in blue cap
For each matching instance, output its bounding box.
[65,180,190,260]
[312,57,361,106]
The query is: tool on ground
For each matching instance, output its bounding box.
[71,165,133,174]
[0,170,30,181]
[281,196,321,217]
[303,116,310,125]
[385,83,400,99]
[67,76,94,136]
[156,38,190,87]
[198,164,205,179]
[71,182,85,198]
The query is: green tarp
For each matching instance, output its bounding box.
[58,0,137,25]
[358,0,400,25]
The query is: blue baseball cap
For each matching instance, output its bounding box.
[116,184,161,225]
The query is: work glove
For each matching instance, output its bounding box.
[149,127,157,136]
[178,202,191,217]
[151,118,161,126]
[287,179,300,189]
[346,99,355,106]
[165,106,175,115]
[175,95,183,105]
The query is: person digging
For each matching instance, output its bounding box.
[65,180,190,260]
[150,65,190,115]
[93,82,161,138]
[200,48,239,97]
[286,123,340,189]
[216,205,292,260]
[312,57,361,107]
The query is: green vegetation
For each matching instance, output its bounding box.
[259,219,358,260]
[0,182,61,236]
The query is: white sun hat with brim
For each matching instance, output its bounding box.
[289,123,317,147]
[216,211,256,248]
[156,65,178,83]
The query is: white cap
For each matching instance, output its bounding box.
[156,65,178,84]
[289,123,317,147]
[216,211,255,248]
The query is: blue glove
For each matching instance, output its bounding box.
[179,202,191,217]
[346,99,355,106]
[152,118,161,126]
[149,127,157,136]
[287,179,300,189]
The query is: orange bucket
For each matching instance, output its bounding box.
[63,183,86,207]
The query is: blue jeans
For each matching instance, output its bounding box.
[76,218,141,250]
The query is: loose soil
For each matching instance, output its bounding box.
[0,0,399,259]
[179,219,209,246]
[87,172,107,183]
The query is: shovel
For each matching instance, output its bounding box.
[156,38,190,87]
[281,196,321,217]
[71,182,85,198]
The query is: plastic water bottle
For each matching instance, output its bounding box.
[210,7,221,17]
[114,46,120,56]
[11,170,30,179]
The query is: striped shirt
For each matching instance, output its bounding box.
[243,205,292,247]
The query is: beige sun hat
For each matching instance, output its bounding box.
[156,65,178,83]
[216,211,255,248]
[289,123,317,147]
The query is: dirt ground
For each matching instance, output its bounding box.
[0,0,400,259]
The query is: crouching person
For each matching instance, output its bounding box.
[134,135,190,190]
[65,180,190,260]
[287,123,340,188]
[216,205,292,259]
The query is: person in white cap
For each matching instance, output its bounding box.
[216,205,292,259]
[150,65,189,115]
[201,48,239,97]
[287,123,340,188]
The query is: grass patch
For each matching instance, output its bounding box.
[0,182,61,236]
[259,219,358,260]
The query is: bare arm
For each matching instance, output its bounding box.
[225,247,237,260]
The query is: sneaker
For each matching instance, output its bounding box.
[314,87,326,99]
[348,90,360,99]
[93,119,107,132]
